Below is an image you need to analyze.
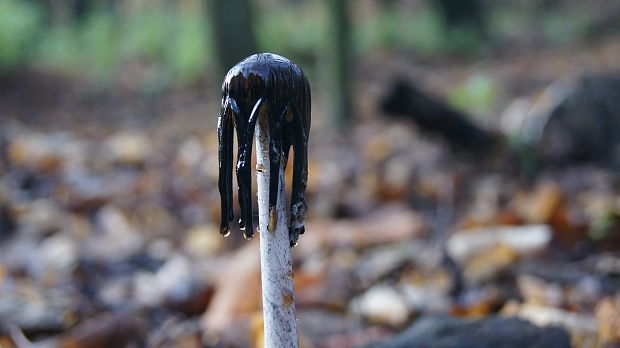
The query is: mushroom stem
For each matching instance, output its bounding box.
[256,111,298,347]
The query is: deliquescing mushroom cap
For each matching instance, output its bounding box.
[217,53,311,247]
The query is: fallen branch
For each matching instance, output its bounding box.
[381,79,499,153]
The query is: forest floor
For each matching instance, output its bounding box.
[1,33,620,348]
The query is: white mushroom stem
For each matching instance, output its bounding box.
[255,113,299,347]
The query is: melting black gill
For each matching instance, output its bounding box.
[217,53,311,247]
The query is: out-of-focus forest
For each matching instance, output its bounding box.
[1,0,620,347]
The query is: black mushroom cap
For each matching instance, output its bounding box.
[217,53,311,247]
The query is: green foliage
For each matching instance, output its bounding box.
[37,27,79,71]
[37,10,122,83]
[488,5,525,40]
[80,10,121,81]
[489,2,594,47]
[35,2,210,88]
[589,211,620,241]
[448,74,498,117]
[442,25,484,57]
[354,5,482,59]
[121,8,168,60]
[255,2,325,62]
[401,8,445,55]
[0,0,42,70]
[0,1,601,87]
[354,7,400,52]
[167,11,209,85]
[542,8,591,45]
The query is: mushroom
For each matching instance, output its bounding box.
[217,53,311,347]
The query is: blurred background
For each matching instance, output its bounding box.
[1,0,620,347]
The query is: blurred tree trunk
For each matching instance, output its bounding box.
[48,0,73,26]
[433,0,485,36]
[73,0,116,21]
[325,0,352,128]
[206,0,258,79]
[42,0,116,25]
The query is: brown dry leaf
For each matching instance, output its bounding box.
[364,134,391,163]
[104,131,152,165]
[0,262,6,287]
[293,247,347,310]
[595,297,620,344]
[511,182,563,224]
[201,241,261,335]
[183,224,224,258]
[301,207,425,253]
[294,269,349,312]
[59,313,144,348]
[294,269,326,297]
[172,335,202,348]
[145,317,204,348]
[350,285,410,327]
[464,244,518,283]
[513,182,564,224]
[496,210,520,226]
[249,311,314,348]
[451,289,503,317]
[501,299,522,316]
[319,327,389,348]
[8,134,64,172]
[447,225,551,266]
[0,336,15,348]
[167,285,214,317]
[548,205,586,249]
[452,299,497,318]
[517,275,564,307]
[250,312,264,348]
[501,302,597,347]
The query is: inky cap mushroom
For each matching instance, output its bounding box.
[218,53,311,247]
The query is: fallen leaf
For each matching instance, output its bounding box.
[511,182,563,224]
[300,207,425,254]
[447,224,551,264]
[183,224,223,257]
[464,244,518,283]
[595,297,620,344]
[201,241,261,335]
[59,313,144,348]
[349,285,410,327]
[502,302,597,347]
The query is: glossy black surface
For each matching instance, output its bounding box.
[218,53,311,246]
